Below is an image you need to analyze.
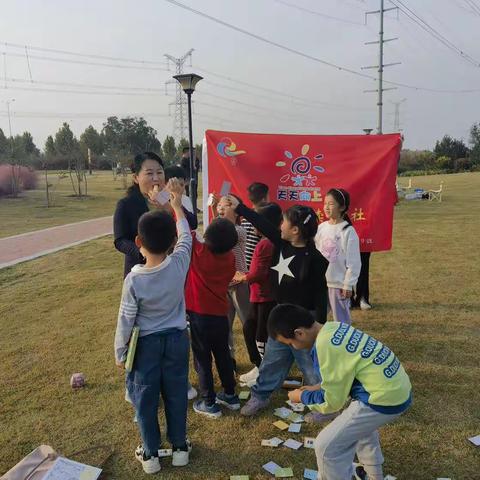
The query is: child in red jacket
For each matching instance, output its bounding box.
[234,203,283,385]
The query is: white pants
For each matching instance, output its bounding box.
[314,400,402,480]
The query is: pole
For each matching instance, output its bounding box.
[186,92,197,212]
[377,0,384,134]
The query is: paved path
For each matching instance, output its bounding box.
[0,216,113,269]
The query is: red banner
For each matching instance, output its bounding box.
[202,130,401,252]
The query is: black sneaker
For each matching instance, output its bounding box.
[134,445,161,474]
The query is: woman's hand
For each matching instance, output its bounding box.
[233,271,247,283]
[340,289,352,299]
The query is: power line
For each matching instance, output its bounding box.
[272,0,364,25]
[391,0,480,67]
[0,84,164,96]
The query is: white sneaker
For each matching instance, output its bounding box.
[188,385,198,400]
[239,366,259,384]
[172,439,192,467]
[134,445,161,474]
[360,299,372,311]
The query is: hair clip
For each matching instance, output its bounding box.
[303,213,312,224]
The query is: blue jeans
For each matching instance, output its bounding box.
[251,337,321,401]
[126,329,189,457]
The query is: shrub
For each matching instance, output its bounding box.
[0,164,38,196]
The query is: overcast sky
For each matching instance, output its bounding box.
[0,0,479,151]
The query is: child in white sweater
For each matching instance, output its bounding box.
[315,188,361,324]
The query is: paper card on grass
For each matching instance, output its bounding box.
[468,434,480,446]
[43,457,101,480]
[262,437,283,447]
[274,407,292,419]
[230,476,250,480]
[273,420,289,430]
[288,423,301,433]
[286,400,305,412]
[263,461,281,475]
[284,438,302,450]
[220,180,232,196]
[155,189,171,205]
[239,390,250,400]
[384,476,397,480]
[303,468,318,480]
[275,467,294,478]
[304,437,315,449]
[436,478,451,480]
[158,449,172,457]
[287,412,304,423]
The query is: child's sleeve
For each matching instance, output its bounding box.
[246,241,272,284]
[343,228,361,291]
[114,275,138,363]
[313,254,329,324]
[236,203,282,246]
[301,341,356,414]
[171,218,193,275]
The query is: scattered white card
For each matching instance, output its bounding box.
[304,437,315,449]
[303,468,318,480]
[384,476,397,480]
[286,400,305,412]
[437,478,451,480]
[42,457,101,480]
[262,437,284,447]
[263,461,281,475]
[468,434,480,446]
[274,407,292,419]
[155,189,171,205]
[158,449,172,457]
[284,438,302,450]
[288,423,301,433]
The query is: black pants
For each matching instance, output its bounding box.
[188,312,236,405]
[243,301,277,368]
[352,252,371,306]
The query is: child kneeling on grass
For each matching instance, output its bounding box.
[268,304,412,480]
[114,179,192,475]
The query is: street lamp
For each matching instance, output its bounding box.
[173,73,203,212]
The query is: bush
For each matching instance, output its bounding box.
[454,158,472,171]
[0,164,38,196]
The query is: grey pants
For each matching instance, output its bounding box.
[314,400,402,480]
[227,282,250,358]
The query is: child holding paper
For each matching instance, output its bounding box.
[114,179,192,475]
[268,304,412,480]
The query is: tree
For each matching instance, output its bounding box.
[469,123,480,167]
[176,138,190,160]
[434,135,468,161]
[436,155,454,171]
[80,125,104,173]
[162,135,176,165]
[54,122,85,196]
[43,136,57,207]
[0,128,8,161]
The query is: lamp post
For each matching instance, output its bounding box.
[173,73,203,212]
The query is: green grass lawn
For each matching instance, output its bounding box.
[0,170,125,238]
[1,172,479,479]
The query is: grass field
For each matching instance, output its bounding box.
[1,172,479,479]
[0,170,125,238]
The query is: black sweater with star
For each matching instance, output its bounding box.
[236,203,328,324]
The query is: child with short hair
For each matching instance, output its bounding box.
[315,188,361,324]
[185,217,241,418]
[114,179,192,475]
[242,182,269,268]
[268,303,412,480]
[234,202,283,385]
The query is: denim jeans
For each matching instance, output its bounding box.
[126,329,189,457]
[251,336,321,400]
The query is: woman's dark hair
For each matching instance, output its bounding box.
[284,205,318,242]
[127,151,164,195]
[257,202,283,229]
[326,188,352,229]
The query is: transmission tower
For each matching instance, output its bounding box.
[391,98,406,131]
[362,0,401,134]
[164,49,194,142]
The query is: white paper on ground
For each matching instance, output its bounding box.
[263,461,281,475]
[42,457,101,480]
[286,400,305,412]
[283,438,302,450]
[262,437,283,447]
[384,475,397,480]
[304,437,315,449]
[468,434,480,446]
[274,407,292,419]
[288,423,301,433]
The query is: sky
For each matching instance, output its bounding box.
[0,0,479,151]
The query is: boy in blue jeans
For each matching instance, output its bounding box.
[114,179,192,475]
[268,304,412,480]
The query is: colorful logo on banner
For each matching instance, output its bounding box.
[275,144,326,204]
[216,137,246,165]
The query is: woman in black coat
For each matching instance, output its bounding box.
[113,151,197,277]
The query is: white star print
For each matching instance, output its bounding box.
[271,253,295,284]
